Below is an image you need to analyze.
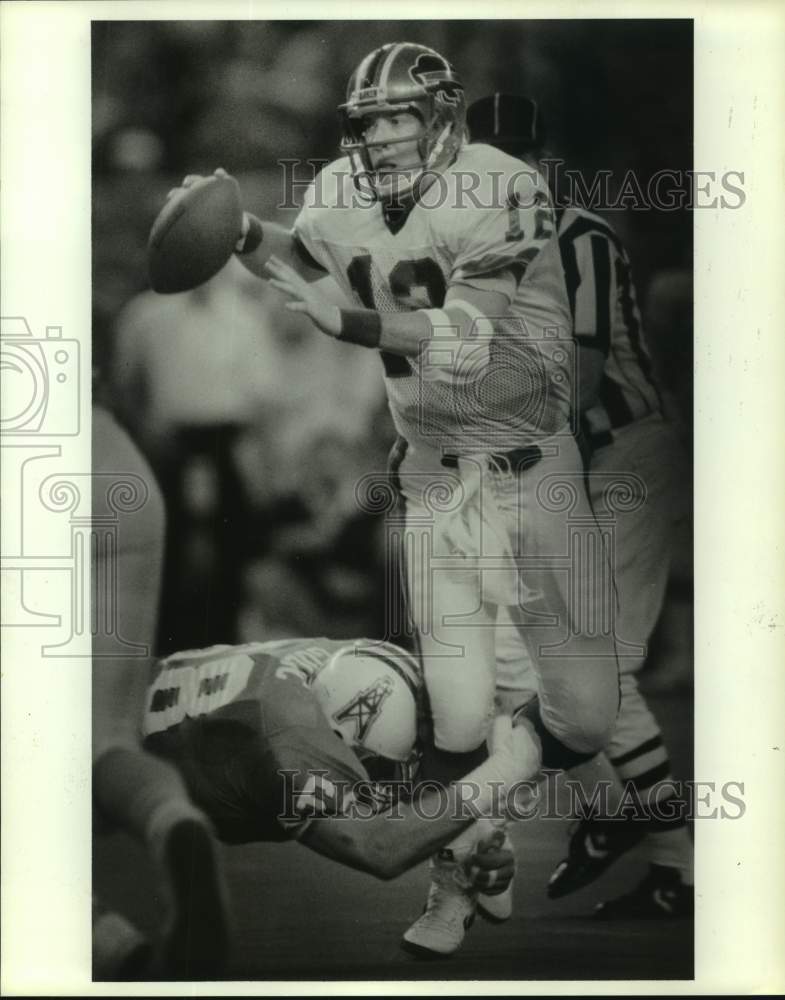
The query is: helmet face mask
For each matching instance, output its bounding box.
[342,104,429,202]
[355,743,421,789]
[339,43,466,205]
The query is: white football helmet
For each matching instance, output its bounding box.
[310,641,422,781]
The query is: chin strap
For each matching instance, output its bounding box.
[427,123,453,170]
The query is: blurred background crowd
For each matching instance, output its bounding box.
[92,19,693,684]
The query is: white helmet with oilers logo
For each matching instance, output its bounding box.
[310,640,422,780]
[339,41,466,205]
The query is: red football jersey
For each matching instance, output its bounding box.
[142,639,376,843]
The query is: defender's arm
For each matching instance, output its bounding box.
[300,717,537,880]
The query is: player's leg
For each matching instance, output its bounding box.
[403,602,505,956]
[602,423,693,909]
[477,437,622,927]
[547,419,693,911]
[591,672,693,918]
[468,612,542,924]
[503,436,621,768]
[92,406,228,978]
[397,450,529,956]
[395,447,502,781]
[93,896,153,981]
[398,510,495,955]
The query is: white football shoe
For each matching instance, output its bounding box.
[401,849,477,957]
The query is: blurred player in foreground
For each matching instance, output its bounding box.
[140,637,527,892]
[92,403,229,979]
[164,41,622,955]
[467,94,694,919]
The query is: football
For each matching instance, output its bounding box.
[147,174,244,294]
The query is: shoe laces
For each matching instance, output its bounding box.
[420,883,474,933]
[426,858,475,903]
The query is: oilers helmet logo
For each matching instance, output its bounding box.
[333,676,394,743]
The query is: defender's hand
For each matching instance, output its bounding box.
[488,715,537,785]
[467,830,515,895]
[265,255,341,337]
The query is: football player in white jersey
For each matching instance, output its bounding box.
[171,43,621,955]
[467,93,694,919]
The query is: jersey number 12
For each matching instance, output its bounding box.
[346,254,446,378]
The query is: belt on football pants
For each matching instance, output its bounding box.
[440,444,542,474]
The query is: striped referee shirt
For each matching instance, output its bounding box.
[556,206,663,441]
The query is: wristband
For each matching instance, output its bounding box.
[237,214,263,255]
[338,309,382,348]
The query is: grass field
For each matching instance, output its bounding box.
[94,689,693,983]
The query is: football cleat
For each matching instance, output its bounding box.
[401,850,477,957]
[593,864,695,920]
[148,811,230,980]
[547,817,647,898]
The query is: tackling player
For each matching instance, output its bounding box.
[467,93,694,919]
[140,637,529,887]
[168,42,621,955]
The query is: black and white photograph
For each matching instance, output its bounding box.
[1,3,784,995]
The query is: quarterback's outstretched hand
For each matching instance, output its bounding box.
[488,714,540,785]
[265,256,342,337]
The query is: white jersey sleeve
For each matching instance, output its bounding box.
[292,159,356,275]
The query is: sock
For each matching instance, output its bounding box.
[418,741,489,789]
[646,827,694,885]
[609,734,693,884]
[515,697,596,770]
[93,747,205,854]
